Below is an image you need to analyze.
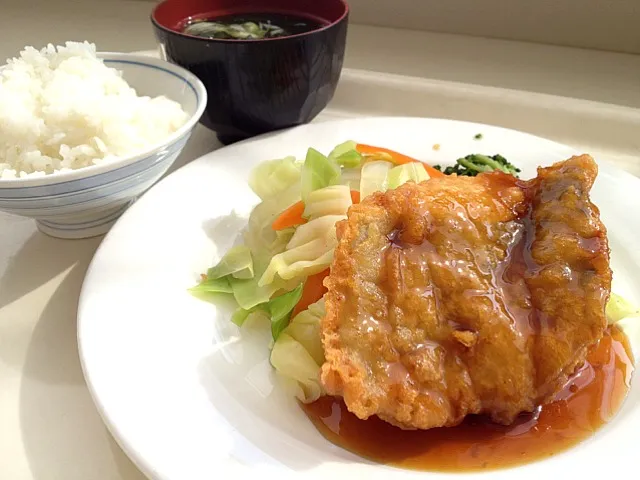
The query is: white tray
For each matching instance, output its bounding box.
[2,61,639,480]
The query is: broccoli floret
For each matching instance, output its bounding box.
[490,154,521,176]
[435,154,521,177]
[433,164,465,175]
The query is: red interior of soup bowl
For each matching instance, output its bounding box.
[153,0,348,39]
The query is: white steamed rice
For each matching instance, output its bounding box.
[0,42,188,180]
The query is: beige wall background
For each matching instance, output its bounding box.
[5,0,639,55]
[134,0,640,54]
[346,0,640,54]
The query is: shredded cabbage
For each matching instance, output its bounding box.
[303,185,352,219]
[340,167,361,191]
[207,245,254,280]
[357,160,432,200]
[360,160,393,200]
[259,237,336,286]
[261,184,349,287]
[248,156,301,200]
[329,140,362,168]
[259,185,351,287]
[231,283,303,339]
[607,293,640,325]
[329,140,357,159]
[233,190,303,310]
[232,196,303,310]
[300,148,341,202]
[284,299,325,365]
[229,254,299,309]
[231,305,269,327]
[386,162,430,189]
[189,276,233,294]
[335,150,362,168]
[269,227,295,253]
[270,298,326,402]
[270,333,324,402]
[243,183,301,255]
[286,215,346,250]
[260,185,348,288]
[267,284,303,340]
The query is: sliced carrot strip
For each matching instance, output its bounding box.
[291,269,330,318]
[421,163,446,178]
[271,201,306,230]
[423,163,446,178]
[355,143,446,178]
[272,189,361,231]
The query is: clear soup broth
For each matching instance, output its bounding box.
[182,12,326,40]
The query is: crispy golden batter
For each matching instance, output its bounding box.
[321,155,611,430]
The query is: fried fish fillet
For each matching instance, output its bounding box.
[321,155,611,429]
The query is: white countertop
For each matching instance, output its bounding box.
[1,1,639,479]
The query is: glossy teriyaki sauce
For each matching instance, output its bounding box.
[302,327,633,472]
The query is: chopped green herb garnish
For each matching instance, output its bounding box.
[434,154,521,177]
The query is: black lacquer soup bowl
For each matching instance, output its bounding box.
[152,0,349,144]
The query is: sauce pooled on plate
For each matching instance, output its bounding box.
[303,326,634,472]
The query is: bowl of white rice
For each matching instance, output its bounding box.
[0,42,207,238]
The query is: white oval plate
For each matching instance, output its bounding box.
[78,117,640,480]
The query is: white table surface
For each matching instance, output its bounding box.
[2,1,640,479]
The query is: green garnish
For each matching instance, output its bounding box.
[184,20,287,40]
[434,154,521,177]
[474,133,483,140]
